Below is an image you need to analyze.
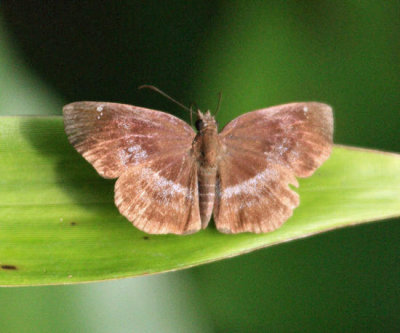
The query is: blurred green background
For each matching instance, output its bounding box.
[0,1,399,332]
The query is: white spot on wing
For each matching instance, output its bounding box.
[222,168,278,199]
[96,105,105,120]
[128,144,148,159]
[151,169,192,200]
[276,138,289,156]
[118,144,148,166]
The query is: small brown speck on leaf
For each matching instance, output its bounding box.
[70,222,77,226]
[1,264,17,270]
[143,236,150,240]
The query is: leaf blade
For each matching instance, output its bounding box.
[1,116,399,286]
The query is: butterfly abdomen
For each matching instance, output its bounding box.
[198,165,217,228]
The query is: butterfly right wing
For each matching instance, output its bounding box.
[214,102,333,233]
[63,101,195,178]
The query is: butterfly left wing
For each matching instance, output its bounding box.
[64,101,201,234]
[214,102,333,233]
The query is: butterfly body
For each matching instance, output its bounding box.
[193,110,220,228]
[63,101,333,235]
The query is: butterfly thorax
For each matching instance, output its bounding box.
[194,110,219,166]
[193,110,220,228]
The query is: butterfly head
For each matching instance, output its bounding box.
[195,110,218,132]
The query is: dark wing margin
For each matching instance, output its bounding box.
[214,102,333,233]
[115,153,201,234]
[63,102,195,178]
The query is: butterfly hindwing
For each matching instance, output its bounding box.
[214,102,333,233]
[115,153,201,234]
[63,102,195,178]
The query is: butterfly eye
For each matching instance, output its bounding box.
[195,119,204,131]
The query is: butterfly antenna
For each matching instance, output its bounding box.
[214,91,223,116]
[189,104,193,126]
[139,85,194,115]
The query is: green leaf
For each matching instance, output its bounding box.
[0,116,399,286]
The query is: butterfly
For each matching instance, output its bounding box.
[63,94,333,235]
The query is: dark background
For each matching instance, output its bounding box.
[1,2,399,332]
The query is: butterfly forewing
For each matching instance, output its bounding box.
[214,102,333,233]
[63,102,195,178]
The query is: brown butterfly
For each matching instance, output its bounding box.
[63,92,333,235]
